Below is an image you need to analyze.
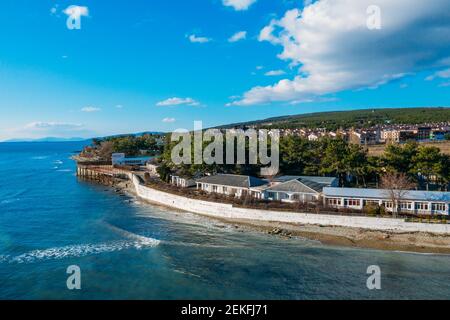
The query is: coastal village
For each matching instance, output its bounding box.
[241,122,450,146]
[74,119,450,220]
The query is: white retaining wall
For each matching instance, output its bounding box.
[131,175,450,234]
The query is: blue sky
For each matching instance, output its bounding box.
[0,0,449,140]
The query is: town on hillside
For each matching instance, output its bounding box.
[74,116,450,220]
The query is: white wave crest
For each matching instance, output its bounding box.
[6,239,160,264]
[1,198,20,205]
[104,223,161,247]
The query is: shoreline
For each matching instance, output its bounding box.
[114,179,450,254]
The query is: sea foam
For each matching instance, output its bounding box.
[4,239,160,264]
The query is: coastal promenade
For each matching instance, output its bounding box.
[130,175,450,235]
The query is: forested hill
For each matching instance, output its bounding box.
[219,107,450,130]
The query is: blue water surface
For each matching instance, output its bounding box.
[0,142,449,300]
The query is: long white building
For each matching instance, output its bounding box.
[323,187,450,215]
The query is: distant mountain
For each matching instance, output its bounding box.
[3,137,90,143]
[217,107,450,131]
[94,131,166,140]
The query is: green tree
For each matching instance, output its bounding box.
[319,138,349,186]
[383,142,418,175]
[411,146,445,190]
[345,144,369,187]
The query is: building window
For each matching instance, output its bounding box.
[267,192,276,199]
[327,198,341,206]
[212,185,218,193]
[415,202,429,211]
[345,199,360,207]
[431,203,446,212]
[364,200,379,206]
[223,187,228,193]
[400,202,413,210]
[277,193,288,200]
[382,201,393,208]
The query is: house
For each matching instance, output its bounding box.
[349,130,380,145]
[323,187,450,215]
[112,153,126,165]
[308,133,319,141]
[112,153,150,166]
[264,176,338,203]
[417,127,432,141]
[146,161,160,177]
[170,175,196,188]
[196,174,268,198]
[381,130,400,143]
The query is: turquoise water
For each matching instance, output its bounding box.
[0,142,449,300]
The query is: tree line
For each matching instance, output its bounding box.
[159,135,450,191]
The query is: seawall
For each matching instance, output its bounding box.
[131,175,450,235]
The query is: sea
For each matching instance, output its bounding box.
[0,141,449,300]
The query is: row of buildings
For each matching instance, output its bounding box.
[248,123,450,146]
[170,173,450,216]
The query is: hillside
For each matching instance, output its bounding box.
[220,107,450,130]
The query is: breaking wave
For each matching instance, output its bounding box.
[2,239,160,264]
[1,198,20,205]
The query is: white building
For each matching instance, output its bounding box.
[170,175,196,188]
[196,174,268,198]
[264,176,338,203]
[196,174,338,203]
[323,187,450,215]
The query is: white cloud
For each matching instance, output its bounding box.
[115,104,124,109]
[265,70,286,76]
[222,0,257,11]
[162,118,176,123]
[230,0,450,106]
[289,96,338,105]
[156,97,200,107]
[188,34,212,43]
[426,68,450,81]
[228,31,247,43]
[63,5,89,19]
[256,66,264,70]
[81,106,101,112]
[24,122,82,130]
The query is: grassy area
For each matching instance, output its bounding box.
[368,141,450,156]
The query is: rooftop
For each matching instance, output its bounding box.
[323,187,450,202]
[273,176,338,186]
[196,174,268,188]
[267,179,321,194]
